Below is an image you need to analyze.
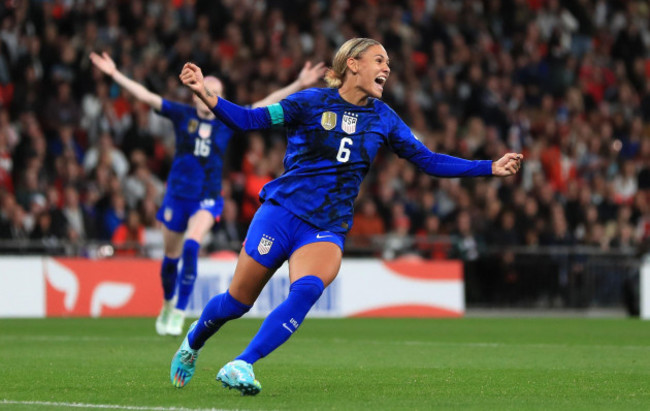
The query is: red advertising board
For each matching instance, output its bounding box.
[45,259,161,317]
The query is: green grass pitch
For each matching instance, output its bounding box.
[1,317,649,410]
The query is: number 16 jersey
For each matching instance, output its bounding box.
[158,99,234,201]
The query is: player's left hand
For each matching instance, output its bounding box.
[492,153,523,177]
[298,61,327,88]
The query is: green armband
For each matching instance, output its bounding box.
[267,103,285,125]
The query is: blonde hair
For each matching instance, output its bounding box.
[325,38,382,88]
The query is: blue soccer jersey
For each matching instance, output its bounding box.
[210,87,492,234]
[261,88,492,233]
[158,99,234,200]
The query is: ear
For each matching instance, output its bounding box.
[346,57,359,75]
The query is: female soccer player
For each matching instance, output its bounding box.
[89,52,326,336]
[170,38,523,394]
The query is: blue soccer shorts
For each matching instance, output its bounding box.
[156,194,224,232]
[243,201,346,269]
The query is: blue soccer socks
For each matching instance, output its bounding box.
[235,275,324,364]
[176,239,200,310]
[188,290,252,349]
[161,256,180,300]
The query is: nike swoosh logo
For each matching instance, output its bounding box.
[316,233,333,239]
[282,323,294,333]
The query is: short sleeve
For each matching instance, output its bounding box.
[158,99,192,123]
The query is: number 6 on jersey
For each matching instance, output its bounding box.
[336,137,353,163]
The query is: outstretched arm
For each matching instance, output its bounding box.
[251,61,326,108]
[388,114,522,178]
[90,52,162,111]
[179,62,272,132]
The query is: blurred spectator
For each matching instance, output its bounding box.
[0,0,645,261]
[0,201,29,240]
[349,197,385,248]
[100,192,127,240]
[211,198,246,252]
[83,131,129,179]
[241,157,272,223]
[123,157,163,209]
[51,185,97,243]
[111,208,145,257]
[415,213,449,260]
[42,81,80,132]
[382,202,415,260]
[48,125,84,165]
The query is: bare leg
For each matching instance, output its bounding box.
[228,248,276,305]
[162,226,184,258]
[288,241,342,286]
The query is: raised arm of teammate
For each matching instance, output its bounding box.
[250,61,326,108]
[90,52,163,111]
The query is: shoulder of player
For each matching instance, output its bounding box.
[284,87,331,103]
[371,98,395,114]
[161,98,194,113]
[370,98,400,123]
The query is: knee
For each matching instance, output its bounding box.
[164,247,182,259]
[182,239,200,260]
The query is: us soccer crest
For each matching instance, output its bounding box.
[198,122,212,139]
[257,234,274,255]
[321,111,337,130]
[342,112,358,134]
[187,119,198,133]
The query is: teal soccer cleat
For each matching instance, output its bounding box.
[170,321,200,388]
[216,360,262,396]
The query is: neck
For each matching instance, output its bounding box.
[337,82,369,106]
[197,109,215,120]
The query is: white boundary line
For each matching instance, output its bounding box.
[0,399,233,411]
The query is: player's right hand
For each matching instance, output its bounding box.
[89,52,116,77]
[179,63,205,94]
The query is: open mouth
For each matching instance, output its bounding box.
[373,76,387,94]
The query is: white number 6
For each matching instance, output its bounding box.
[336,137,353,163]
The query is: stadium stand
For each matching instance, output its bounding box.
[0,0,648,308]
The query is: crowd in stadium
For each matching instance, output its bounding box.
[0,0,649,259]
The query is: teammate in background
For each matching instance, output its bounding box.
[89,52,326,336]
[171,38,523,394]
